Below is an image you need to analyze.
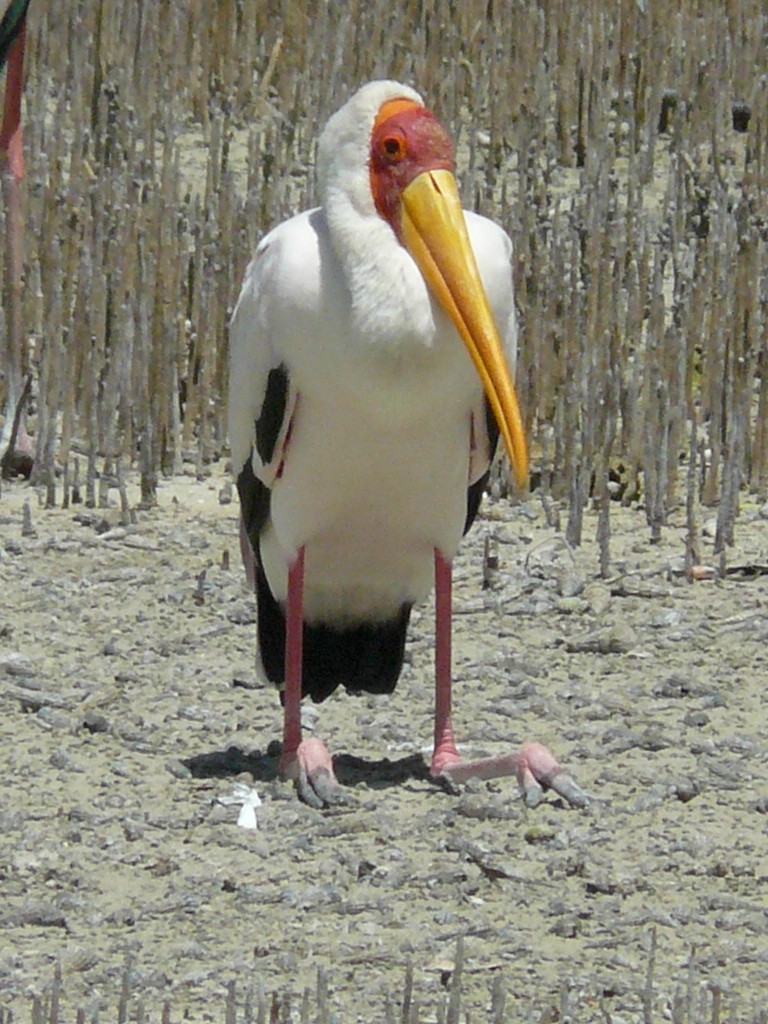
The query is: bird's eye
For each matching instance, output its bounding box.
[381,133,405,161]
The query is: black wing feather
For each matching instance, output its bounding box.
[255,364,289,464]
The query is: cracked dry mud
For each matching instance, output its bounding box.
[1,466,767,1021]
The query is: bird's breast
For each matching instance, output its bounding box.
[252,209,494,623]
[260,364,477,621]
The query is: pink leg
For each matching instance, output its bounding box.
[432,548,461,769]
[429,550,589,808]
[281,545,305,758]
[277,546,342,806]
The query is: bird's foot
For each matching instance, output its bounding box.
[279,737,345,808]
[514,741,591,808]
[431,741,590,809]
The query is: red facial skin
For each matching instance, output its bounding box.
[369,102,455,241]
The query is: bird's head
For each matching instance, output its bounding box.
[367,97,454,235]
[318,82,528,488]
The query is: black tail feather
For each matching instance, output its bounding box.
[255,564,411,704]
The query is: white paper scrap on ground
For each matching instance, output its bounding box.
[217,784,262,830]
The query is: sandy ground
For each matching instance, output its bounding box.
[1,464,767,1022]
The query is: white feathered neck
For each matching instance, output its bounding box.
[316,81,438,352]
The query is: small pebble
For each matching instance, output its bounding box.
[684,710,710,728]
[0,652,36,677]
[673,778,701,803]
[82,711,110,734]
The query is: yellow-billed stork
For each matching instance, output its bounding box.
[230,81,586,808]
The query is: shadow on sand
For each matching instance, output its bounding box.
[182,744,433,792]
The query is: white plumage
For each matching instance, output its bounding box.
[227,81,584,809]
[229,82,516,624]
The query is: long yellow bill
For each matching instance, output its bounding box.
[399,169,528,488]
